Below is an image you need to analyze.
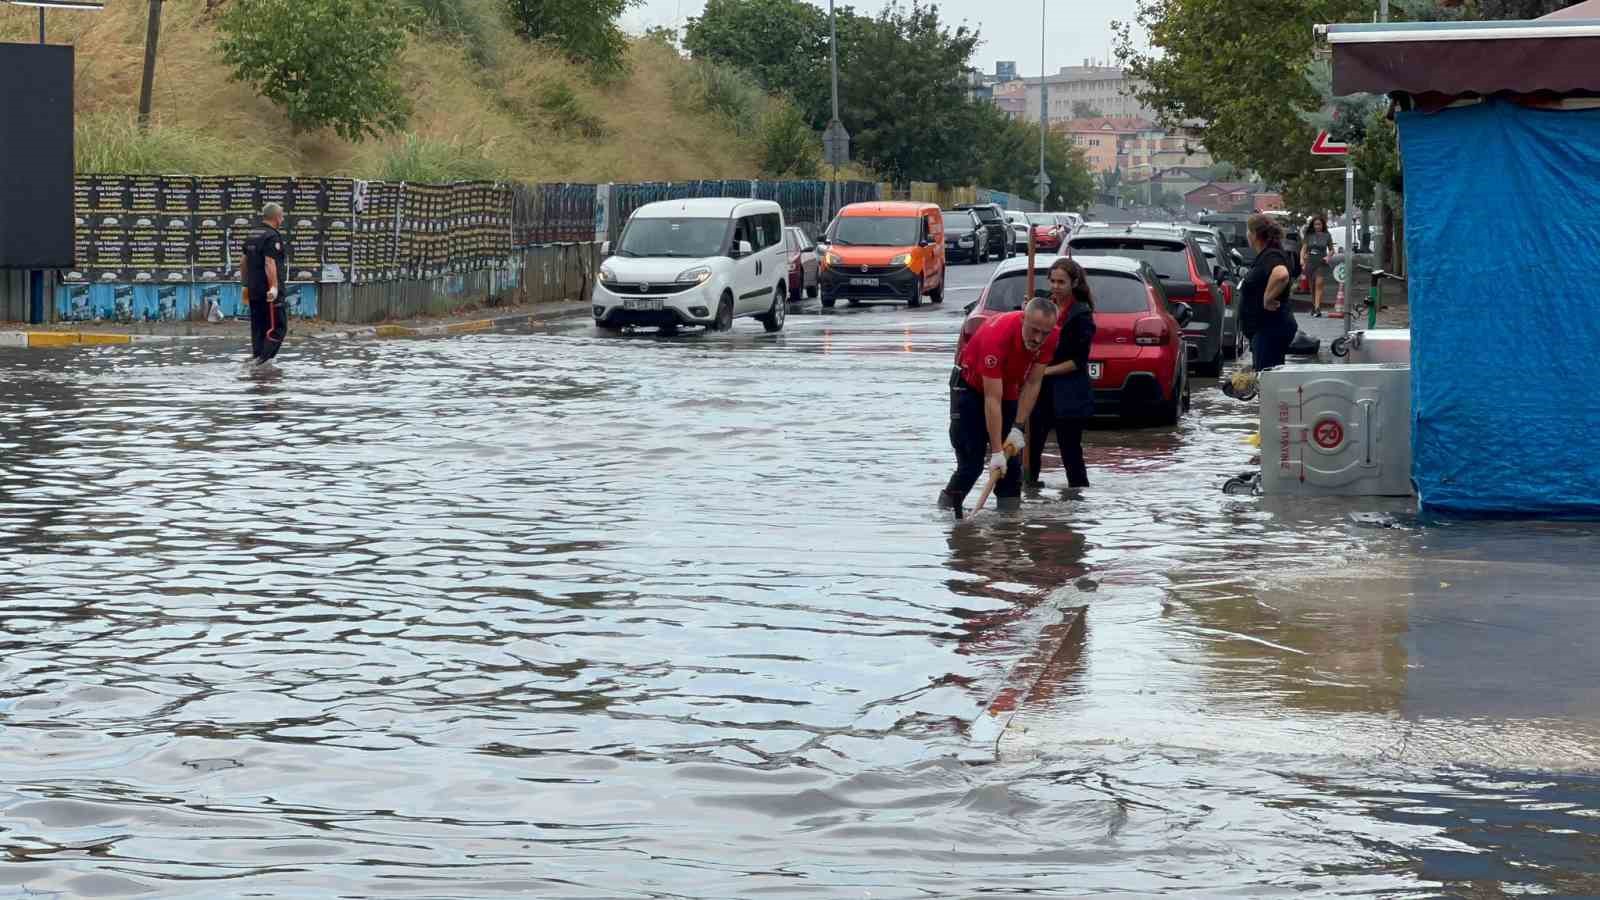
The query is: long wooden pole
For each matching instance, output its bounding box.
[137,0,163,130]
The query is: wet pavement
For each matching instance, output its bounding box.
[2,260,1599,897]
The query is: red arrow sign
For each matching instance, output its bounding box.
[1311,131,1348,156]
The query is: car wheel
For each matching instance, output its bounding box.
[806,282,818,298]
[760,284,786,333]
[712,294,734,332]
[908,276,923,308]
[978,245,988,264]
[930,277,944,304]
[821,293,837,309]
[790,281,802,305]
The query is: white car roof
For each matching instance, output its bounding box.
[633,198,782,218]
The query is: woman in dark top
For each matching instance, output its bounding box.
[1239,213,1296,372]
[1026,257,1096,488]
[1301,217,1333,318]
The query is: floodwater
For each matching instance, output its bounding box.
[1,264,1599,897]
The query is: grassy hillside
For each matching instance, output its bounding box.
[0,0,816,182]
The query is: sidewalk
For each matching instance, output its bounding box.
[0,299,592,349]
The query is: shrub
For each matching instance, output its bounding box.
[379,133,504,182]
[76,112,283,174]
[217,0,411,142]
[537,81,606,139]
[504,0,636,78]
[757,100,819,178]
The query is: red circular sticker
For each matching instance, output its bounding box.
[983,354,998,369]
[1313,418,1344,449]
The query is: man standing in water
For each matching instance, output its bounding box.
[938,297,1060,517]
[241,202,290,373]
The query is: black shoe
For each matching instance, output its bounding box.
[937,488,956,509]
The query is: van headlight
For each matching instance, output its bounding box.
[823,253,843,268]
[598,264,618,285]
[889,253,911,267]
[676,266,712,284]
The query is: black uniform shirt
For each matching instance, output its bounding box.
[244,225,289,302]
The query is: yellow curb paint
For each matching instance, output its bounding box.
[79,333,132,346]
[26,332,81,347]
[444,319,493,335]
[374,324,417,338]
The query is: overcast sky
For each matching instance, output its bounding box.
[621,0,1146,77]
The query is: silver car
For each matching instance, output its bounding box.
[1003,210,1031,251]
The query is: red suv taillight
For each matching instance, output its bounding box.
[1135,316,1170,346]
[1189,254,1214,304]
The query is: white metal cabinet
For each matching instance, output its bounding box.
[1260,363,1414,497]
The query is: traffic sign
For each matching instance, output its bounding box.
[822,119,851,168]
[1311,130,1348,156]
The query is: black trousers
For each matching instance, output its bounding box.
[1027,404,1089,487]
[944,373,1020,509]
[250,298,288,363]
[1250,321,1293,372]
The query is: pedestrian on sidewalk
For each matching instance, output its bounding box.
[241,202,291,373]
[938,298,1060,517]
[1241,213,1296,372]
[1026,258,1096,489]
[1302,217,1333,318]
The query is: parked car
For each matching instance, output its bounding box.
[1051,212,1083,234]
[1199,213,1253,264]
[1187,229,1247,360]
[1004,210,1031,251]
[1027,213,1066,252]
[595,198,789,333]
[956,254,1193,425]
[784,226,819,303]
[954,202,1013,260]
[941,208,986,263]
[1067,226,1226,377]
[819,201,946,308]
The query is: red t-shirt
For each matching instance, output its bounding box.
[958,311,1060,400]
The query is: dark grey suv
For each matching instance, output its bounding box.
[954,202,1013,261]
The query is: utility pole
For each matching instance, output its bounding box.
[826,0,842,216]
[1034,0,1050,210]
[137,0,163,129]
[1368,0,1390,331]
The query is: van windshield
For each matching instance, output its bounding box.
[615,218,727,258]
[832,216,919,246]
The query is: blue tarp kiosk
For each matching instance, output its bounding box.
[1325,13,1600,516]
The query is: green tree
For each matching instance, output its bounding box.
[758,101,822,178]
[683,0,830,124]
[504,0,637,76]
[217,0,411,142]
[1070,101,1104,119]
[969,102,1095,209]
[837,1,981,185]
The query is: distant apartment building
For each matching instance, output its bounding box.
[1010,63,1159,123]
[1057,117,1214,181]
[995,60,1018,81]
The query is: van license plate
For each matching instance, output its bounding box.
[1089,362,1103,380]
[624,299,663,311]
[850,277,879,286]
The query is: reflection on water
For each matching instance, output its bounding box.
[0,314,1597,896]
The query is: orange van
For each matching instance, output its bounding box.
[818,201,945,308]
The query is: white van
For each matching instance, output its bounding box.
[594,198,789,333]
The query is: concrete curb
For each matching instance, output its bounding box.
[0,303,590,351]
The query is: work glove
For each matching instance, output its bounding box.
[988,450,1008,476]
[1005,427,1025,454]
[267,286,279,302]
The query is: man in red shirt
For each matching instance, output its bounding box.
[939,297,1061,517]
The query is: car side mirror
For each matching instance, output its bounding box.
[1171,301,1194,327]
[1213,265,1227,282]
[730,240,753,259]
[963,300,977,314]
[1230,248,1245,265]
[919,238,932,247]
[600,240,612,258]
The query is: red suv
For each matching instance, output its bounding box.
[956,255,1193,425]
[1068,227,1225,377]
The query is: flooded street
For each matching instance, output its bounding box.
[2,261,1599,897]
